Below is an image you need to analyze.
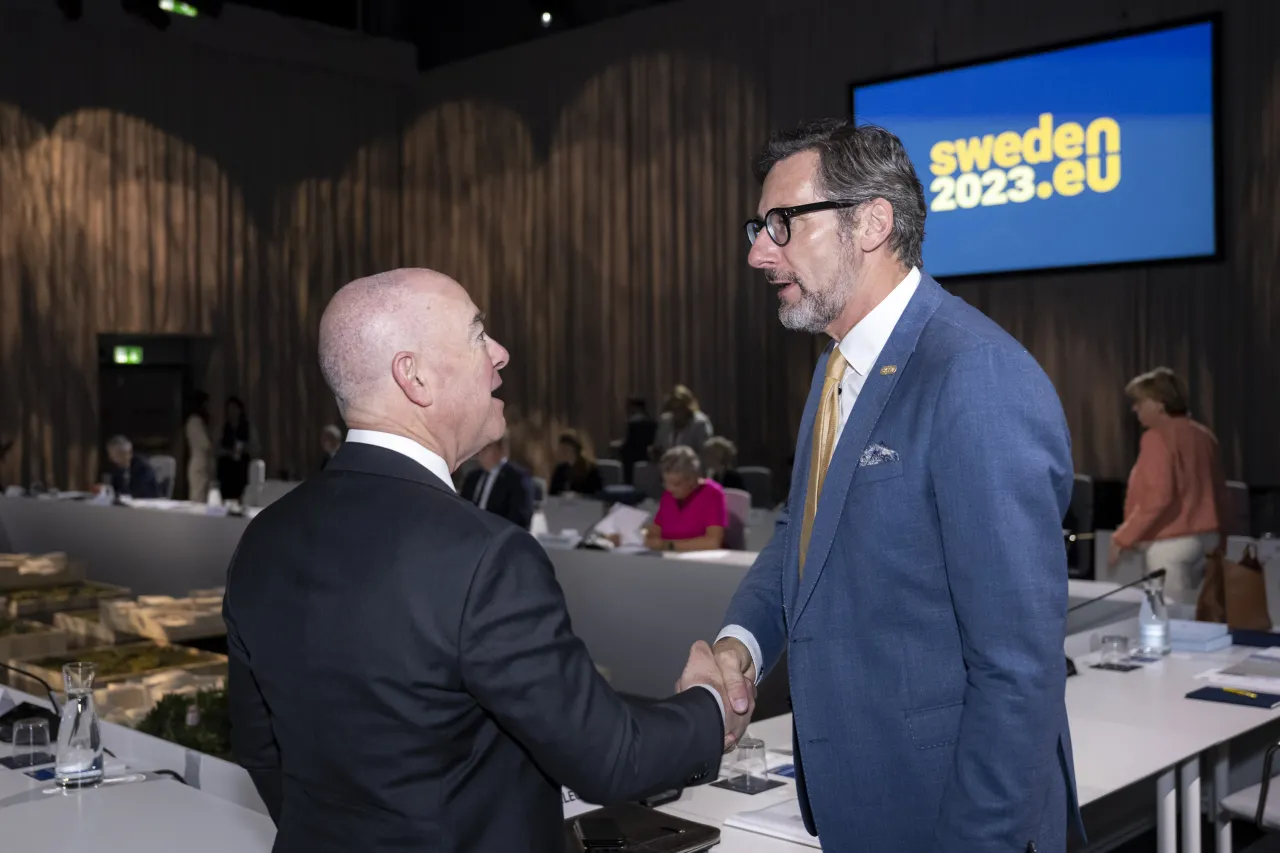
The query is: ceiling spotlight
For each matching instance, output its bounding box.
[540,11,552,27]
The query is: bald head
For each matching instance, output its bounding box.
[319,268,462,413]
[318,268,510,469]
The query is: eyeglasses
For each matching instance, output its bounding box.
[743,200,862,247]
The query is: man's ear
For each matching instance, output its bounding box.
[857,198,895,253]
[392,352,433,408]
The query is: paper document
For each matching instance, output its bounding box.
[1196,652,1280,693]
[724,799,822,848]
[592,504,651,546]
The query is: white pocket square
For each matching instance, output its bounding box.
[859,443,899,467]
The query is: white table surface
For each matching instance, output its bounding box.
[0,757,275,851]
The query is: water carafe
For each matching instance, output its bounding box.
[1137,572,1171,657]
[54,662,104,788]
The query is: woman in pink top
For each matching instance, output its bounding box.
[1110,367,1227,602]
[645,446,728,552]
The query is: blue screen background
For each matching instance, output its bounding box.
[852,22,1217,278]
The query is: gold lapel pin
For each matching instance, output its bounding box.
[880,365,897,375]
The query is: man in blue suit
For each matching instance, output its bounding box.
[694,120,1083,851]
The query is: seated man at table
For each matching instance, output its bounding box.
[104,435,161,498]
[645,446,727,553]
[460,433,534,530]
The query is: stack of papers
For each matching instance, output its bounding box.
[1198,649,1280,692]
[724,799,822,848]
[1170,619,1232,653]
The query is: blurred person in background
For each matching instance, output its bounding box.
[461,433,534,530]
[217,395,260,501]
[1110,367,1227,602]
[548,430,603,497]
[701,436,746,492]
[652,385,714,458]
[105,435,160,498]
[185,391,214,502]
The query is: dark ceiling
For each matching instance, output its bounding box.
[228,0,680,70]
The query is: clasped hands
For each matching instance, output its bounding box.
[676,638,756,753]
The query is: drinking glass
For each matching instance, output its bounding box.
[728,736,769,793]
[1100,635,1130,667]
[12,718,51,768]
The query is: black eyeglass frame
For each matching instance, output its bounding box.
[743,200,864,247]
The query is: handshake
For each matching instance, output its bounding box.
[676,638,757,752]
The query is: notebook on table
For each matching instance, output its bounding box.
[564,803,720,853]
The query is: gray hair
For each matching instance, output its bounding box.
[106,435,132,453]
[755,120,926,269]
[660,445,701,479]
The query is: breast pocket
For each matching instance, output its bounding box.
[852,459,903,486]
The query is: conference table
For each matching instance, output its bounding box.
[6,494,1280,851]
[0,722,275,852]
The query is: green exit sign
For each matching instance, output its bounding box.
[113,346,144,365]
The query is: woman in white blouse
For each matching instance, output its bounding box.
[185,391,214,502]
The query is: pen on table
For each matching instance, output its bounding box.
[1223,687,1258,699]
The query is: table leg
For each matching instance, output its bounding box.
[1180,755,1201,853]
[1213,743,1230,853]
[1158,768,1177,853]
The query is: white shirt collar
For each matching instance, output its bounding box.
[837,266,921,376]
[344,429,456,493]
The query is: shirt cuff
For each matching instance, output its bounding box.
[716,624,764,686]
[690,684,726,727]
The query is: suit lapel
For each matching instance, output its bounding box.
[791,275,946,624]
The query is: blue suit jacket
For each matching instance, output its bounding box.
[724,273,1083,852]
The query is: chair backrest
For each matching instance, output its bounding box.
[148,455,177,499]
[1068,473,1094,533]
[530,476,547,506]
[632,461,662,500]
[738,466,773,509]
[1226,481,1252,537]
[597,458,623,487]
[723,487,751,550]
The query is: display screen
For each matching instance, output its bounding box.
[852,19,1218,278]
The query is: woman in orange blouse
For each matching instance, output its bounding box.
[1109,367,1227,602]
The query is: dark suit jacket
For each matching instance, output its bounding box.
[461,462,534,530]
[224,442,722,853]
[109,457,161,498]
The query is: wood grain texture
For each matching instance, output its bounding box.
[0,0,1276,492]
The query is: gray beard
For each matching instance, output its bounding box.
[778,283,847,333]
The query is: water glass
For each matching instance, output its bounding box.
[1100,635,1130,667]
[12,718,51,768]
[729,736,769,793]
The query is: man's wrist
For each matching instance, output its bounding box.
[713,637,755,681]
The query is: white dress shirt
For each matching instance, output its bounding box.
[717,267,921,682]
[344,429,456,493]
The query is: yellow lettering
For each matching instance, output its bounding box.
[1053,160,1085,196]
[1022,113,1054,165]
[1086,117,1121,156]
[954,135,995,173]
[1052,123,1084,160]
[992,132,1022,168]
[1087,154,1121,193]
[929,140,957,177]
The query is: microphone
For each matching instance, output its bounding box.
[0,660,61,714]
[1065,568,1166,676]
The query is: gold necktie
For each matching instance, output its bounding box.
[798,347,848,577]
